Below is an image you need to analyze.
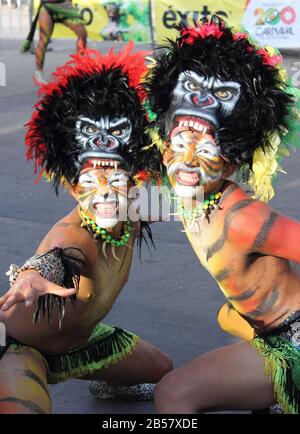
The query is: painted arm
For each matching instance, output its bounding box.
[0,246,86,328]
[228,199,300,263]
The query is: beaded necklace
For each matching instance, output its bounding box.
[176,191,222,221]
[80,210,132,247]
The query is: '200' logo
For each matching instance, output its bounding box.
[255,6,296,26]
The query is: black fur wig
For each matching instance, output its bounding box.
[26,43,161,191]
[145,18,295,169]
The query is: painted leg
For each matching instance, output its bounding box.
[0,345,51,414]
[34,8,54,83]
[64,22,87,51]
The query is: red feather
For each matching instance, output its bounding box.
[25,42,151,175]
[180,22,224,46]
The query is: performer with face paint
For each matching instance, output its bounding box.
[0,44,171,414]
[145,19,300,413]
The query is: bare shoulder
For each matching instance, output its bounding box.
[223,185,275,250]
[36,207,97,263]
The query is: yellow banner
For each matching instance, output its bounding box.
[52,0,106,41]
[35,0,152,42]
[154,0,249,43]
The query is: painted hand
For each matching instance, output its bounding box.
[0,269,76,311]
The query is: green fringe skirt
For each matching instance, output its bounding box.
[9,324,139,384]
[43,3,84,24]
[252,319,300,414]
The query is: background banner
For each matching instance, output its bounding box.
[242,0,299,48]
[153,0,248,43]
[34,0,300,48]
[34,0,152,42]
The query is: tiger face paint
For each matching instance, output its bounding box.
[164,70,240,198]
[164,128,225,198]
[166,70,241,136]
[73,159,131,229]
[76,116,132,169]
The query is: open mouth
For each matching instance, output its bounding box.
[93,201,118,218]
[176,169,200,186]
[91,159,120,170]
[171,116,215,138]
[79,152,125,167]
[83,158,121,171]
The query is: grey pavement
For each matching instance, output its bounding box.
[0,39,299,414]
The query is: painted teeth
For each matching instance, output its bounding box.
[177,120,208,133]
[92,160,119,168]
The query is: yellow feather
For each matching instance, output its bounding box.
[248,131,283,202]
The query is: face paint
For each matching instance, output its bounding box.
[166,70,241,136]
[75,116,132,168]
[74,160,131,229]
[164,128,225,198]
[163,71,240,198]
